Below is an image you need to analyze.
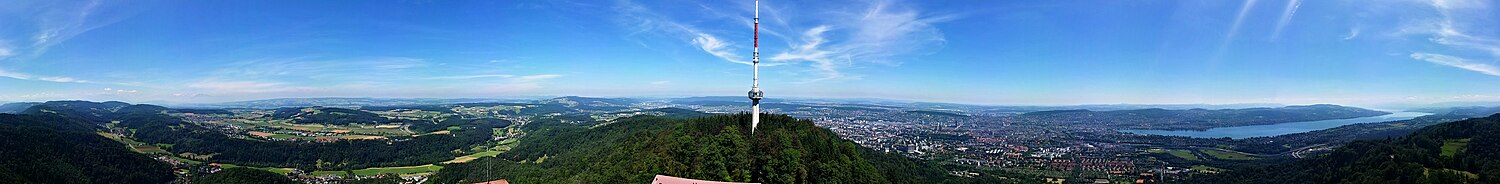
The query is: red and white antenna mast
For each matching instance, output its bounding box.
[748,0,764,133]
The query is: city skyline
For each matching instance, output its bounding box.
[2,0,1499,106]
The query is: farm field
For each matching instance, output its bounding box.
[1200,149,1258,160]
[308,164,445,177]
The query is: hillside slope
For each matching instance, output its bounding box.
[0,113,175,183]
[427,114,969,184]
[1192,113,1500,183]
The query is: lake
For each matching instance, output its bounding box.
[1118,111,1434,139]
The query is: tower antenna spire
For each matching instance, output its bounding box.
[749,0,763,133]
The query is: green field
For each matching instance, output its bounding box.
[218,163,296,175]
[444,150,506,164]
[1165,149,1199,161]
[309,164,444,177]
[1200,149,1258,160]
[1191,165,1224,173]
[168,155,204,165]
[1441,138,1471,157]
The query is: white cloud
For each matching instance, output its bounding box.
[1343,27,1361,40]
[37,76,85,83]
[691,33,749,65]
[0,45,13,59]
[650,80,670,85]
[1411,53,1500,77]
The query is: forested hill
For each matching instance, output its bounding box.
[1192,113,1500,183]
[427,114,977,184]
[1022,104,1391,130]
[0,113,175,183]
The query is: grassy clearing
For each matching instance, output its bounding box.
[444,150,506,164]
[1441,138,1471,157]
[353,164,443,176]
[1200,149,1258,160]
[168,155,204,165]
[1191,165,1224,173]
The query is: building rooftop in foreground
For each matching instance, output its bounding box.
[474,179,509,184]
[652,175,760,184]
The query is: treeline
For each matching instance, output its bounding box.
[428,114,981,183]
[1189,113,1500,183]
[0,113,175,183]
[189,168,297,184]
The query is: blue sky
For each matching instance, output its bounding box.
[0,0,1497,106]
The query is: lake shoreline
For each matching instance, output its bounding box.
[1119,111,1434,139]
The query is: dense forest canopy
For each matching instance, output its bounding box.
[428,114,976,184]
[0,113,175,183]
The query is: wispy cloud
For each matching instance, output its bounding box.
[102,88,137,93]
[425,74,515,80]
[513,74,562,82]
[1216,0,1259,58]
[770,1,952,83]
[1411,53,1500,77]
[691,33,750,65]
[0,42,14,60]
[613,0,949,83]
[186,80,308,94]
[1270,0,1302,41]
[0,68,90,83]
[614,0,755,65]
[213,56,429,80]
[10,0,134,60]
[1343,27,1361,40]
[1401,0,1500,77]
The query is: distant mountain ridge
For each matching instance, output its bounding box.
[186,97,520,109]
[0,102,38,114]
[1024,104,1392,130]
